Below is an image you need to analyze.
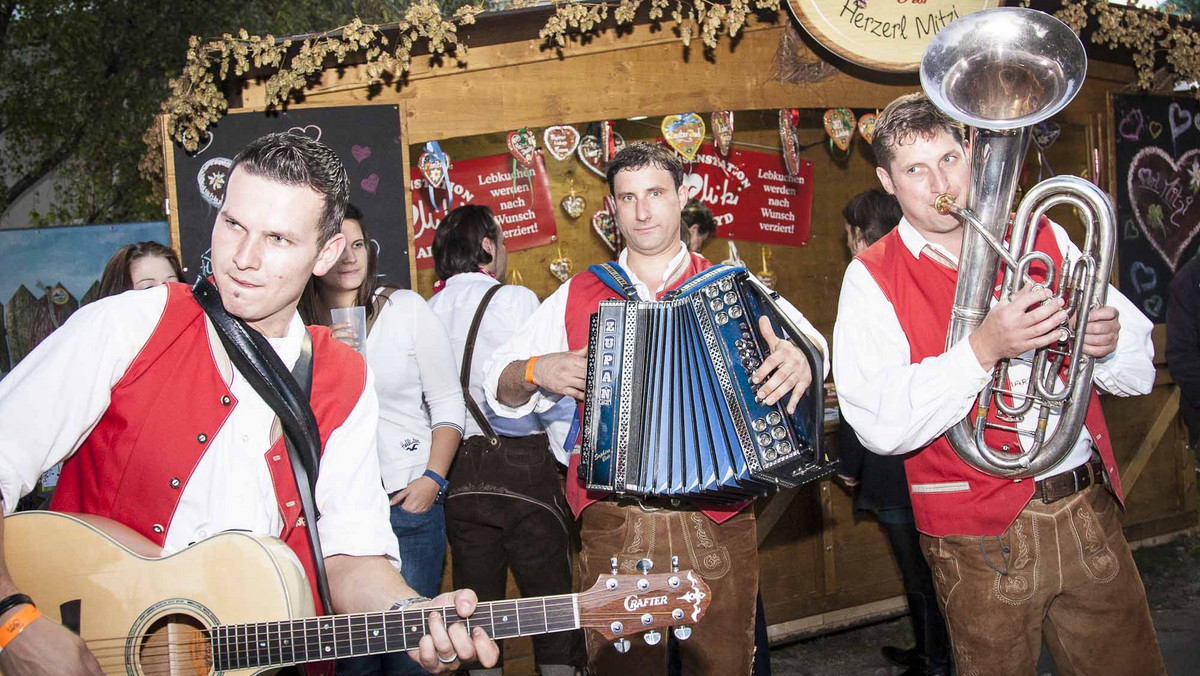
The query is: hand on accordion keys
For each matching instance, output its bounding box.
[531,347,589,401]
[751,315,814,414]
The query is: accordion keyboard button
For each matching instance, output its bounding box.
[719,278,733,292]
[704,286,719,298]
[757,433,773,447]
[766,411,783,425]
[764,448,778,461]
[771,426,788,440]
[777,441,793,455]
[709,298,723,312]
[752,418,767,432]
[715,313,729,326]
[729,306,743,319]
[723,292,738,305]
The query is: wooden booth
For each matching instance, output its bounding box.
[162,4,1198,671]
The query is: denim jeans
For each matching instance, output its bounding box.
[337,500,447,676]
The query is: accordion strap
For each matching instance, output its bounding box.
[587,262,638,300]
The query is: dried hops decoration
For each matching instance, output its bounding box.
[146,0,1200,176]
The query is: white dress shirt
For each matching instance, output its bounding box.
[483,242,830,450]
[0,285,400,565]
[426,272,576,464]
[365,289,465,493]
[832,217,1155,480]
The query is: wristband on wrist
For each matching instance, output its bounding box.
[422,469,449,493]
[0,594,33,620]
[0,605,40,650]
[524,356,539,386]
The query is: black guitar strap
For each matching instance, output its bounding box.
[191,278,335,614]
[461,283,504,449]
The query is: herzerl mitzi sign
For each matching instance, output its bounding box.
[785,0,998,73]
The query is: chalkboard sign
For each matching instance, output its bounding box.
[164,104,413,290]
[1113,93,1200,323]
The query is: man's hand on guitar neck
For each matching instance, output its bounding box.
[410,590,499,672]
[0,609,102,676]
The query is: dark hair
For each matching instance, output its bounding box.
[871,92,965,172]
[842,189,902,247]
[606,141,684,195]
[228,131,350,245]
[681,199,717,237]
[298,205,386,325]
[98,241,185,298]
[431,204,501,281]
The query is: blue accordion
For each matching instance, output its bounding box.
[578,264,834,502]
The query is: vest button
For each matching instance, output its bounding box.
[221,395,231,406]
[151,524,164,534]
[170,477,181,489]
[197,433,208,443]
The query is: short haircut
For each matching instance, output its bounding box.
[871,92,965,172]
[606,141,684,195]
[228,131,349,245]
[842,189,903,247]
[681,199,717,237]
[431,204,501,281]
[98,241,185,298]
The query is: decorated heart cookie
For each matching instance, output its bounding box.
[824,108,856,152]
[543,125,580,161]
[592,210,618,251]
[418,149,449,188]
[549,250,573,282]
[507,128,537,168]
[779,109,801,177]
[712,111,734,156]
[561,193,586,219]
[662,113,706,161]
[857,113,877,144]
[578,132,627,177]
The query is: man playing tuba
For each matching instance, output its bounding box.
[833,92,1165,675]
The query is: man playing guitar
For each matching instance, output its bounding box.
[0,132,499,676]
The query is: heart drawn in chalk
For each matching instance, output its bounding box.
[1170,102,1193,144]
[1127,146,1200,270]
[1129,261,1158,295]
[1143,295,1164,318]
[592,210,618,251]
[560,193,586,219]
[360,174,380,194]
[1118,108,1144,142]
[351,145,372,163]
[578,133,626,177]
[287,125,322,142]
[1148,121,1164,140]
[543,126,580,161]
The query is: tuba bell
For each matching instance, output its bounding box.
[919,7,1116,478]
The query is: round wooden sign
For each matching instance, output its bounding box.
[785,0,1000,73]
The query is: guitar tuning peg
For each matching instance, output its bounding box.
[611,557,619,575]
[636,558,653,575]
[614,638,632,654]
[673,626,692,641]
[644,630,662,646]
[671,555,679,573]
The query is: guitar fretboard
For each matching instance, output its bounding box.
[211,595,579,671]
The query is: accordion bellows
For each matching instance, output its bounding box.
[579,265,834,502]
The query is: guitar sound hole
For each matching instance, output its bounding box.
[138,613,212,676]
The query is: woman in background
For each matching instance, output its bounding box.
[301,204,465,676]
[97,241,184,298]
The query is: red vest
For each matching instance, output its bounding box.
[52,283,366,622]
[563,253,747,524]
[855,221,1122,537]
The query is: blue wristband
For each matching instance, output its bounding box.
[422,469,449,492]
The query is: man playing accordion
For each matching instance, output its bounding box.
[485,141,827,675]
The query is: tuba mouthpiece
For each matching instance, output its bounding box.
[934,194,956,215]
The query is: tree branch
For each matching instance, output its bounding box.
[3,131,84,208]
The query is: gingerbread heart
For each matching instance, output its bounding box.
[712,111,734,156]
[779,109,801,177]
[858,113,877,144]
[592,210,618,251]
[544,125,580,161]
[578,133,627,177]
[418,151,448,188]
[662,112,706,161]
[507,128,537,168]
[561,193,586,219]
[824,108,856,152]
[549,257,573,282]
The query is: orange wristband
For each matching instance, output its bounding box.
[0,605,40,650]
[524,356,540,386]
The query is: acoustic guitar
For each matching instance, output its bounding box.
[3,511,710,675]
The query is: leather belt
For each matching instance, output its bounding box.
[1035,458,1106,504]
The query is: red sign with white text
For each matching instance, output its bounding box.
[409,153,558,268]
[678,143,814,246]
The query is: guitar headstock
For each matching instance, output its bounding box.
[577,566,711,646]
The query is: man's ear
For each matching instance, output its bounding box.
[677,183,691,210]
[481,236,496,259]
[876,166,896,195]
[313,232,346,277]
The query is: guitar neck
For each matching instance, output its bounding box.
[211,594,580,671]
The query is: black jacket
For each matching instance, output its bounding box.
[836,409,912,512]
[1167,254,1200,447]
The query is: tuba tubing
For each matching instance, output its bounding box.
[920,7,1115,478]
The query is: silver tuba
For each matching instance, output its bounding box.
[919,7,1115,478]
